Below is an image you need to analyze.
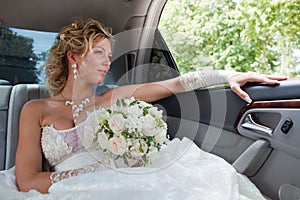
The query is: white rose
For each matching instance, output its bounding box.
[97,108,110,121]
[108,113,126,134]
[139,101,151,108]
[121,107,130,115]
[149,107,163,119]
[141,114,157,136]
[97,131,109,149]
[126,115,142,134]
[130,139,148,158]
[107,136,127,155]
[128,104,143,117]
[154,130,167,145]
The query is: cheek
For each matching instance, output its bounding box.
[90,59,101,66]
[85,55,101,66]
[82,66,97,77]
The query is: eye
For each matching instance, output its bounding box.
[95,49,104,55]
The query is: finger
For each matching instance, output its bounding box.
[247,74,280,85]
[261,77,280,85]
[231,84,252,103]
[264,75,289,81]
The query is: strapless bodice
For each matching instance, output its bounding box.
[41,111,100,168]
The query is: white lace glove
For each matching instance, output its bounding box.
[179,70,238,91]
[50,162,106,184]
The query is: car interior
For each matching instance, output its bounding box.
[1,0,300,199]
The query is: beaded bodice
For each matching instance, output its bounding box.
[41,111,100,167]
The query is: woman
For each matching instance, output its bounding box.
[1,19,287,199]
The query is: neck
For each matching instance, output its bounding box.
[62,80,96,124]
[61,78,95,102]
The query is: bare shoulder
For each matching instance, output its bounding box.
[22,98,48,111]
[21,98,54,117]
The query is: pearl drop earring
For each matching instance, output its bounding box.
[72,63,78,79]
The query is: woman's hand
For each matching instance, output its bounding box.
[227,72,288,103]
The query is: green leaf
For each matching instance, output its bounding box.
[121,98,127,107]
[129,99,139,106]
[123,155,129,166]
[142,154,148,165]
[116,99,121,107]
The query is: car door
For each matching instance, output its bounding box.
[132,1,300,199]
[153,65,300,200]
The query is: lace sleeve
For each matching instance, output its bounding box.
[179,70,238,91]
[50,162,106,184]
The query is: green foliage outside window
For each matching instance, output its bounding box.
[0,27,39,84]
[159,0,300,76]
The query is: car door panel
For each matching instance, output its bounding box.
[155,80,300,136]
[154,79,300,199]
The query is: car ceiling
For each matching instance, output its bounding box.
[0,0,153,34]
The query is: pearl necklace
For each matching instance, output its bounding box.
[65,98,90,122]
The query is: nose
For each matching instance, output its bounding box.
[104,54,111,66]
[103,56,111,70]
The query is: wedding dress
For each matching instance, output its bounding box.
[0,110,266,200]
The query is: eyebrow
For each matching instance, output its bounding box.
[94,46,112,54]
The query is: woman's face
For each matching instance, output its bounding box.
[78,38,112,85]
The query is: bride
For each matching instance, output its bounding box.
[0,19,287,199]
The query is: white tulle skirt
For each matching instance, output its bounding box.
[0,138,265,200]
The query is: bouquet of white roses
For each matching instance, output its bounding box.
[94,97,168,167]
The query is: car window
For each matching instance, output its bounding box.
[148,30,180,82]
[0,26,119,86]
[0,27,56,85]
[158,0,300,77]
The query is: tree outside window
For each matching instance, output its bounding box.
[159,0,300,77]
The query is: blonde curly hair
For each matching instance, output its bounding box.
[45,19,112,96]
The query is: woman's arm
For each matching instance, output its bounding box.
[110,76,184,103]
[108,70,288,103]
[15,101,52,193]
